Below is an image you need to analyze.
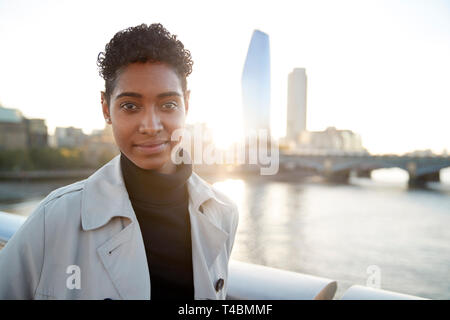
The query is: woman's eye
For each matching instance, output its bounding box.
[121,103,138,111]
[161,102,178,110]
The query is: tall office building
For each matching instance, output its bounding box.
[241,30,271,136]
[286,68,307,142]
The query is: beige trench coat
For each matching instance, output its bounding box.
[0,155,239,300]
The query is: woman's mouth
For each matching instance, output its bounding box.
[134,141,169,155]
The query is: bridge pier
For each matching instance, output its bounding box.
[408,171,440,188]
[324,170,351,183]
[426,171,440,182]
[356,169,372,178]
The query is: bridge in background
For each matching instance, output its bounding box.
[278,153,450,188]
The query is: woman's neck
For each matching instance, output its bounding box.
[120,152,192,205]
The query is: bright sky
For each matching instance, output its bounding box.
[0,0,449,154]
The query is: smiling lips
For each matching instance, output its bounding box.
[134,140,169,155]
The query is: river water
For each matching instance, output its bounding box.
[1,168,449,299]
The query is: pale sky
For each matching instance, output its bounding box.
[0,0,449,154]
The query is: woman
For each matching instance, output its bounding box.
[0,23,239,300]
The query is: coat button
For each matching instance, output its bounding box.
[215,278,224,292]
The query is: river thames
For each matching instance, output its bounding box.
[1,168,449,299]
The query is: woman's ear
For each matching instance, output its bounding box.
[101,91,112,124]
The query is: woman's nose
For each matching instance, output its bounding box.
[138,107,163,135]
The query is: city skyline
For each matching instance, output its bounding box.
[1,0,449,155]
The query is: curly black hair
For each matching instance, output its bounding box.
[97,23,193,104]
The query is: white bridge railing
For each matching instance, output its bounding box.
[0,211,425,300]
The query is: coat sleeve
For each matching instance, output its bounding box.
[0,204,45,299]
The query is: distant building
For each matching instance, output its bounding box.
[90,125,116,144]
[55,126,86,148]
[242,29,271,136]
[298,127,367,154]
[0,104,27,150]
[0,104,47,150]
[82,125,119,166]
[286,68,307,142]
[25,118,48,148]
[49,125,118,165]
[404,149,436,157]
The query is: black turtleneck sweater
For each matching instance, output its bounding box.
[120,152,194,300]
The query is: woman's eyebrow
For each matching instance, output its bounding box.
[115,91,182,99]
[115,92,142,99]
[157,91,182,99]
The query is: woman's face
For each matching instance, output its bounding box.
[102,62,189,174]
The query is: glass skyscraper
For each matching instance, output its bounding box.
[241,30,271,136]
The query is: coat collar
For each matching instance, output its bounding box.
[81,155,132,231]
[81,154,229,231]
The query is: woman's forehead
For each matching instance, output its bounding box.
[113,62,183,98]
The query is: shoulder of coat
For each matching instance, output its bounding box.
[210,186,239,215]
[189,171,239,220]
[40,179,86,206]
